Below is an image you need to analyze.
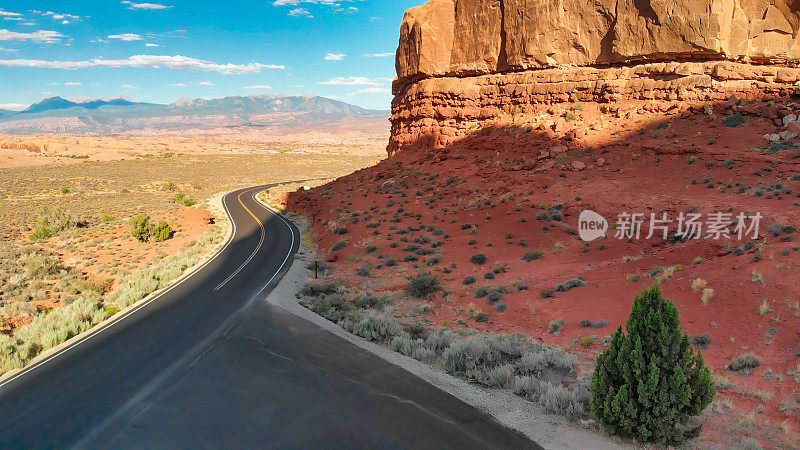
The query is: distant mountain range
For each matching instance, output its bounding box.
[0,94,385,134]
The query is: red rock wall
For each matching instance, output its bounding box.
[390,0,800,155]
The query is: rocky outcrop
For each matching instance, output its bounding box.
[390,0,800,154]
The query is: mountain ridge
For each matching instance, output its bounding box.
[0,94,386,134]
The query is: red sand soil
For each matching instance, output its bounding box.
[289,98,800,447]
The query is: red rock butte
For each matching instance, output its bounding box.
[389,0,800,155]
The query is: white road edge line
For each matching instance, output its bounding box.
[213,188,266,291]
[0,189,240,390]
[252,192,296,297]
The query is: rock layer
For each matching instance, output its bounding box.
[390,0,800,154]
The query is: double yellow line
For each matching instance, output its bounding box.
[237,187,263,227]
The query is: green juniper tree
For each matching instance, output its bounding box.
[590,285,715,445]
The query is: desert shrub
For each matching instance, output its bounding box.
[516,346,576,377]
[339,311,404,344]
[356,266,371,277]
[481,363,515,387]
[100,214,115,222]
[129,214,152,242]
[474,311,488,322]
[301,282,339,296]
[470,253,487,264]
[151,221,173,242]
[424,328,457,353]
[331,239,348,251]
[483,272,495,280]
[332,227,349,235]
[513,376,589,416]
[462,276,477,285]
[690,334,712,350]
[555,277,586,292]
[486,290,503,304]
[591,285,715,446]
[522,251,543,262]
[722,112,746,128]
[548,318,565,334]
[29,206,79,241]
[540,289,555,298]
[726,353,762,372]
[474,286,489,298]
[411,347,436,363]
[442,336,497,373]
[406,271,440,299]
[174,192,196,207]
[390,335,413,356]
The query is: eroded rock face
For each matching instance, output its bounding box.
[397,0,800,82]
[390,0,800,154]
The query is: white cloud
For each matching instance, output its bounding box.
[0,103,26,110]
[4,17,23,21]
[347,87,391,96]
[324,53,345,61]
[0,29,64,44]
[51,81,82,86]
[324,95,345,101]
[43,11,81,21]
[362,52,393,58]
[145,42,159,47]
[0,9,21,17]
[319,76,378,86]
[122,84,135,88]
[197,81,214,86]
[244,85,273,90]
[121,1,172,10]
[167,83,187,87]
[288,8,312,18]
[108,33,143,41]
[0,46,17,52]
[0,54,285,74]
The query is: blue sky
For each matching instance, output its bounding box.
[0,0,423,110]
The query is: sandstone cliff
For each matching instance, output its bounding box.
[390,0,800,154]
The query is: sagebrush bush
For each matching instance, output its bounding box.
[591,285,715,446]
[726,353,761,372]
[406,271,440,299]
[481,363,515,387]
[331,239,348,251]
[174,192,196,207]
[470,253,487,264]
[522,251,542,262]
[555,277,586,292]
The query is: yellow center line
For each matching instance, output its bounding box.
[238,188,263,227]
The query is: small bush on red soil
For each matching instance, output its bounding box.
[406,271,441,299]
[725,353,762,372]
[470,253,487,264]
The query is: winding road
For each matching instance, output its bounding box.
[0,185,536,449]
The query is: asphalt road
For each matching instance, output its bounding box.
[0,185,537,449]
